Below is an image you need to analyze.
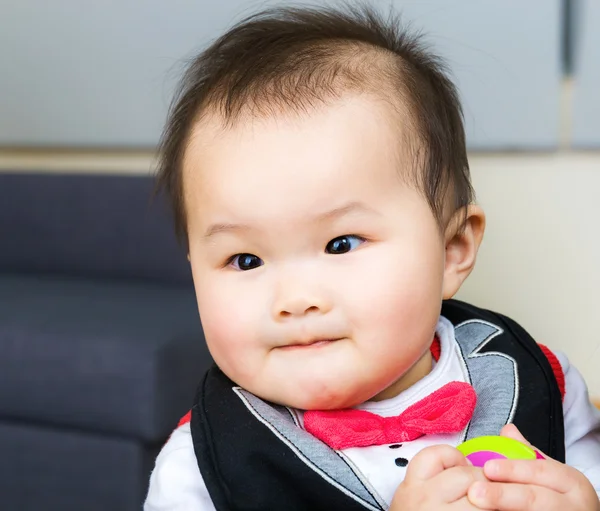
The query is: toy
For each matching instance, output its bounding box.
[457,436,544,467]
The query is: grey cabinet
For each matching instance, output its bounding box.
[572,0,600,148]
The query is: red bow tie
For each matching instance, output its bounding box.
[304,381,477,450]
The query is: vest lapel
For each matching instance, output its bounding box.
[233,388,385,511]
[453,319,519,440]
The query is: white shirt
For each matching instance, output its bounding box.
[144,318,600,510]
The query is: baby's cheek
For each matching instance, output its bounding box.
[200,300,252,364]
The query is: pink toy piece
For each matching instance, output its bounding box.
[466,450,506,467]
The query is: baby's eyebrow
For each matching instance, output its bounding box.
[203,201,378,240]
[312,201,380,223]
[203,222,252,240]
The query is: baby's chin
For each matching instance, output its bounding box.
[224,361,390,410]
[255,382,382,411]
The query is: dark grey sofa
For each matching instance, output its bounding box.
[0,172,212,510]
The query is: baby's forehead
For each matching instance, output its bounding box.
[186,90,416,159]
[180,95,427,233]
[183,105,426,233]
[183,95,421,198]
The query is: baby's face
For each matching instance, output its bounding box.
[184,94,447,410]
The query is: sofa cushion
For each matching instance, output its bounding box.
[0,274,211,441]
[0,173,191,285]
[0,419,159,511]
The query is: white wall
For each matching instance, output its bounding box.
[458,152,600,397]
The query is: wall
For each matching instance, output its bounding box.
[0,0,561,149]
[459,152,600,397]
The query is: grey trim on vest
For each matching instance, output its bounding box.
[233,388,385,511]
[453,320,519,440]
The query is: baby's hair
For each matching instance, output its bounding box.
[157,3,474,244]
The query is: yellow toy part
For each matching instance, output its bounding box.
[457,435,540,467]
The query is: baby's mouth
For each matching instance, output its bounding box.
[278,338,343,350]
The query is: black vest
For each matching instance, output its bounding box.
[190,300,565,510]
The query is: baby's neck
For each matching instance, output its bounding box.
[369,350,434,402]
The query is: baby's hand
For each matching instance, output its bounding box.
[390,444,487,510]
[467,424,600,510]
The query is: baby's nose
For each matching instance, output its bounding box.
[272,283,332,320]
[278,301,321,318]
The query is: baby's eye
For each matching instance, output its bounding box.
[229,253,263,271]
[325,235,365,255]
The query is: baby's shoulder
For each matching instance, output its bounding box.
[144,420,215,510]
[149,421,197,487]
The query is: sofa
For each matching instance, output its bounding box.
[0,172,212,510]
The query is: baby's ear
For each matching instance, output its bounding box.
[442,205,486,299]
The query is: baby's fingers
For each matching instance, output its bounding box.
[499,424,548,459]
[483,458,573,494]
[499,423,532,447]
[432,466,488,503]
[405,445,469,482]
[467,481,558,510]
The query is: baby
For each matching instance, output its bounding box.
[145,4,600,510]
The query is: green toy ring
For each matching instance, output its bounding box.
[457,436,543,467]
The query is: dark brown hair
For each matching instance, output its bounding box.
[157,3,474,244]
